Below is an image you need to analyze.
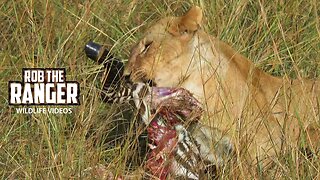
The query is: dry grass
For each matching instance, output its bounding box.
[0,0,319,179]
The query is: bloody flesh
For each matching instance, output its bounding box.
[145,87,203,179]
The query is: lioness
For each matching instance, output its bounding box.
[125,6,319,166]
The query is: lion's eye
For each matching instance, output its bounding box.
[141,41,153,54]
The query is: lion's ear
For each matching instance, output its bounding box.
[167,6,203,36]
[180,6,202,32]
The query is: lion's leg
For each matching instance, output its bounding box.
[304,124,320,154]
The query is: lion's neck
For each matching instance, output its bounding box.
[182,34,284,120]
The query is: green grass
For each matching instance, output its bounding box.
[0,0,319,179]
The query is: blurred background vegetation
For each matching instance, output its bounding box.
[0,0,319,179]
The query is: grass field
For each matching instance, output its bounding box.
[0,0,319,179]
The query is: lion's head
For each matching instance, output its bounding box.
[125,6,205,87]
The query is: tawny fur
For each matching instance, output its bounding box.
[125,6,320,166]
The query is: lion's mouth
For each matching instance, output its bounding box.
[145,79,157,87]
[124,74,157,87]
